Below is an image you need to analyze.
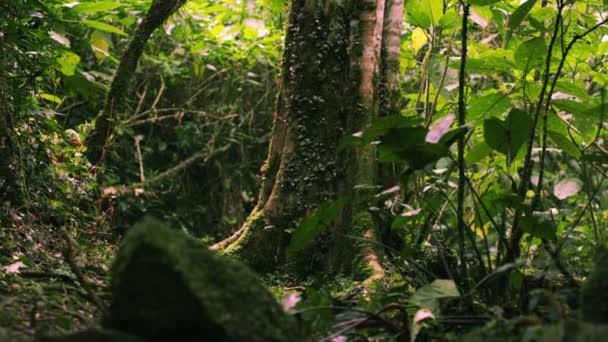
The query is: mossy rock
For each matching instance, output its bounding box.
[40,328,143,342]
[582,248,608,323]
[104,219,298,342]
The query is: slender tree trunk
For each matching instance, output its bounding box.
[213,0,402,276]
[85,0,188,165]
[0,51,18,203]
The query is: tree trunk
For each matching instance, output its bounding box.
[213,0,402,275]
[0,54,18,203]
[85,0,187,165]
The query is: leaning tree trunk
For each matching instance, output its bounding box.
[213,0,402,276]
[85,0,187,165]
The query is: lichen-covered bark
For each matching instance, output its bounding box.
[86,0,188,165]
[216,0,399,275]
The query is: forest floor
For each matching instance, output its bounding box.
[0,216,113,338]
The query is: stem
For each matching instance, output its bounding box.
[457,2,470,283]
[506,3,563,262]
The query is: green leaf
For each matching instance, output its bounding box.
[467,0,500,5]
[56,50,81,76]
[465,141,492,163]
[508,0,538,30]
[548,130,581,158]
[410,279,460,311]
[405,0,444,28]
[74,1,121,13]
[83,20,127,36]
[514,37,546,73]
[484,108,532,157]
[522,212,557,240]
[40,93,62,104]
[287,197,350,259]
[468,91,512,122]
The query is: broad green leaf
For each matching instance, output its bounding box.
[522,212,557,240]
[83,20,127,36]
[467,0,500,5]
[74,1,121,13]
[508,0,538,30]
[56,50,80,76]
[465,141,492,163]
[514,37,546,73]
[287,197,350,259]
[405,0,444,28]
[410,279,460,311]
[555,79,593,101]
[483,108,532,157]
[468,91,512,122]
[548,130,581,158]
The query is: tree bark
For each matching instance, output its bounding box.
[85,0,188,165]
[0,52,18,203]
[213,0,403,276]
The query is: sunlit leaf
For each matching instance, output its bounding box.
[83,20,127,36]
[56,50,81,76]
[412,28,428,54]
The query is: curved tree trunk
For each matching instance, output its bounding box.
[213,0,403,276]
[85,0,188,165]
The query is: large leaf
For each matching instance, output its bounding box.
[483,108,532,157]
[83,20,127,36]
[410,279,460,311]
[405,0,444,28]
[74,1,121,13]
[522,212,557,240]
[467,0,501,5]
[508,0,538,29]
[287,197,350,259]
[56,50,81,76]
[468,91,512,122]
[514,37,546,73]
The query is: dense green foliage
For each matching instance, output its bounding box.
[1,0,608,340]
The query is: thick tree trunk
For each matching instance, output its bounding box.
[85,0,187,165]
[213,0,402,275]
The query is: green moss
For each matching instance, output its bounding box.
[106,218,298,341]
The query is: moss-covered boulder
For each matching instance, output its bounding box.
[104,219,297,342]
[582,248,608,323]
